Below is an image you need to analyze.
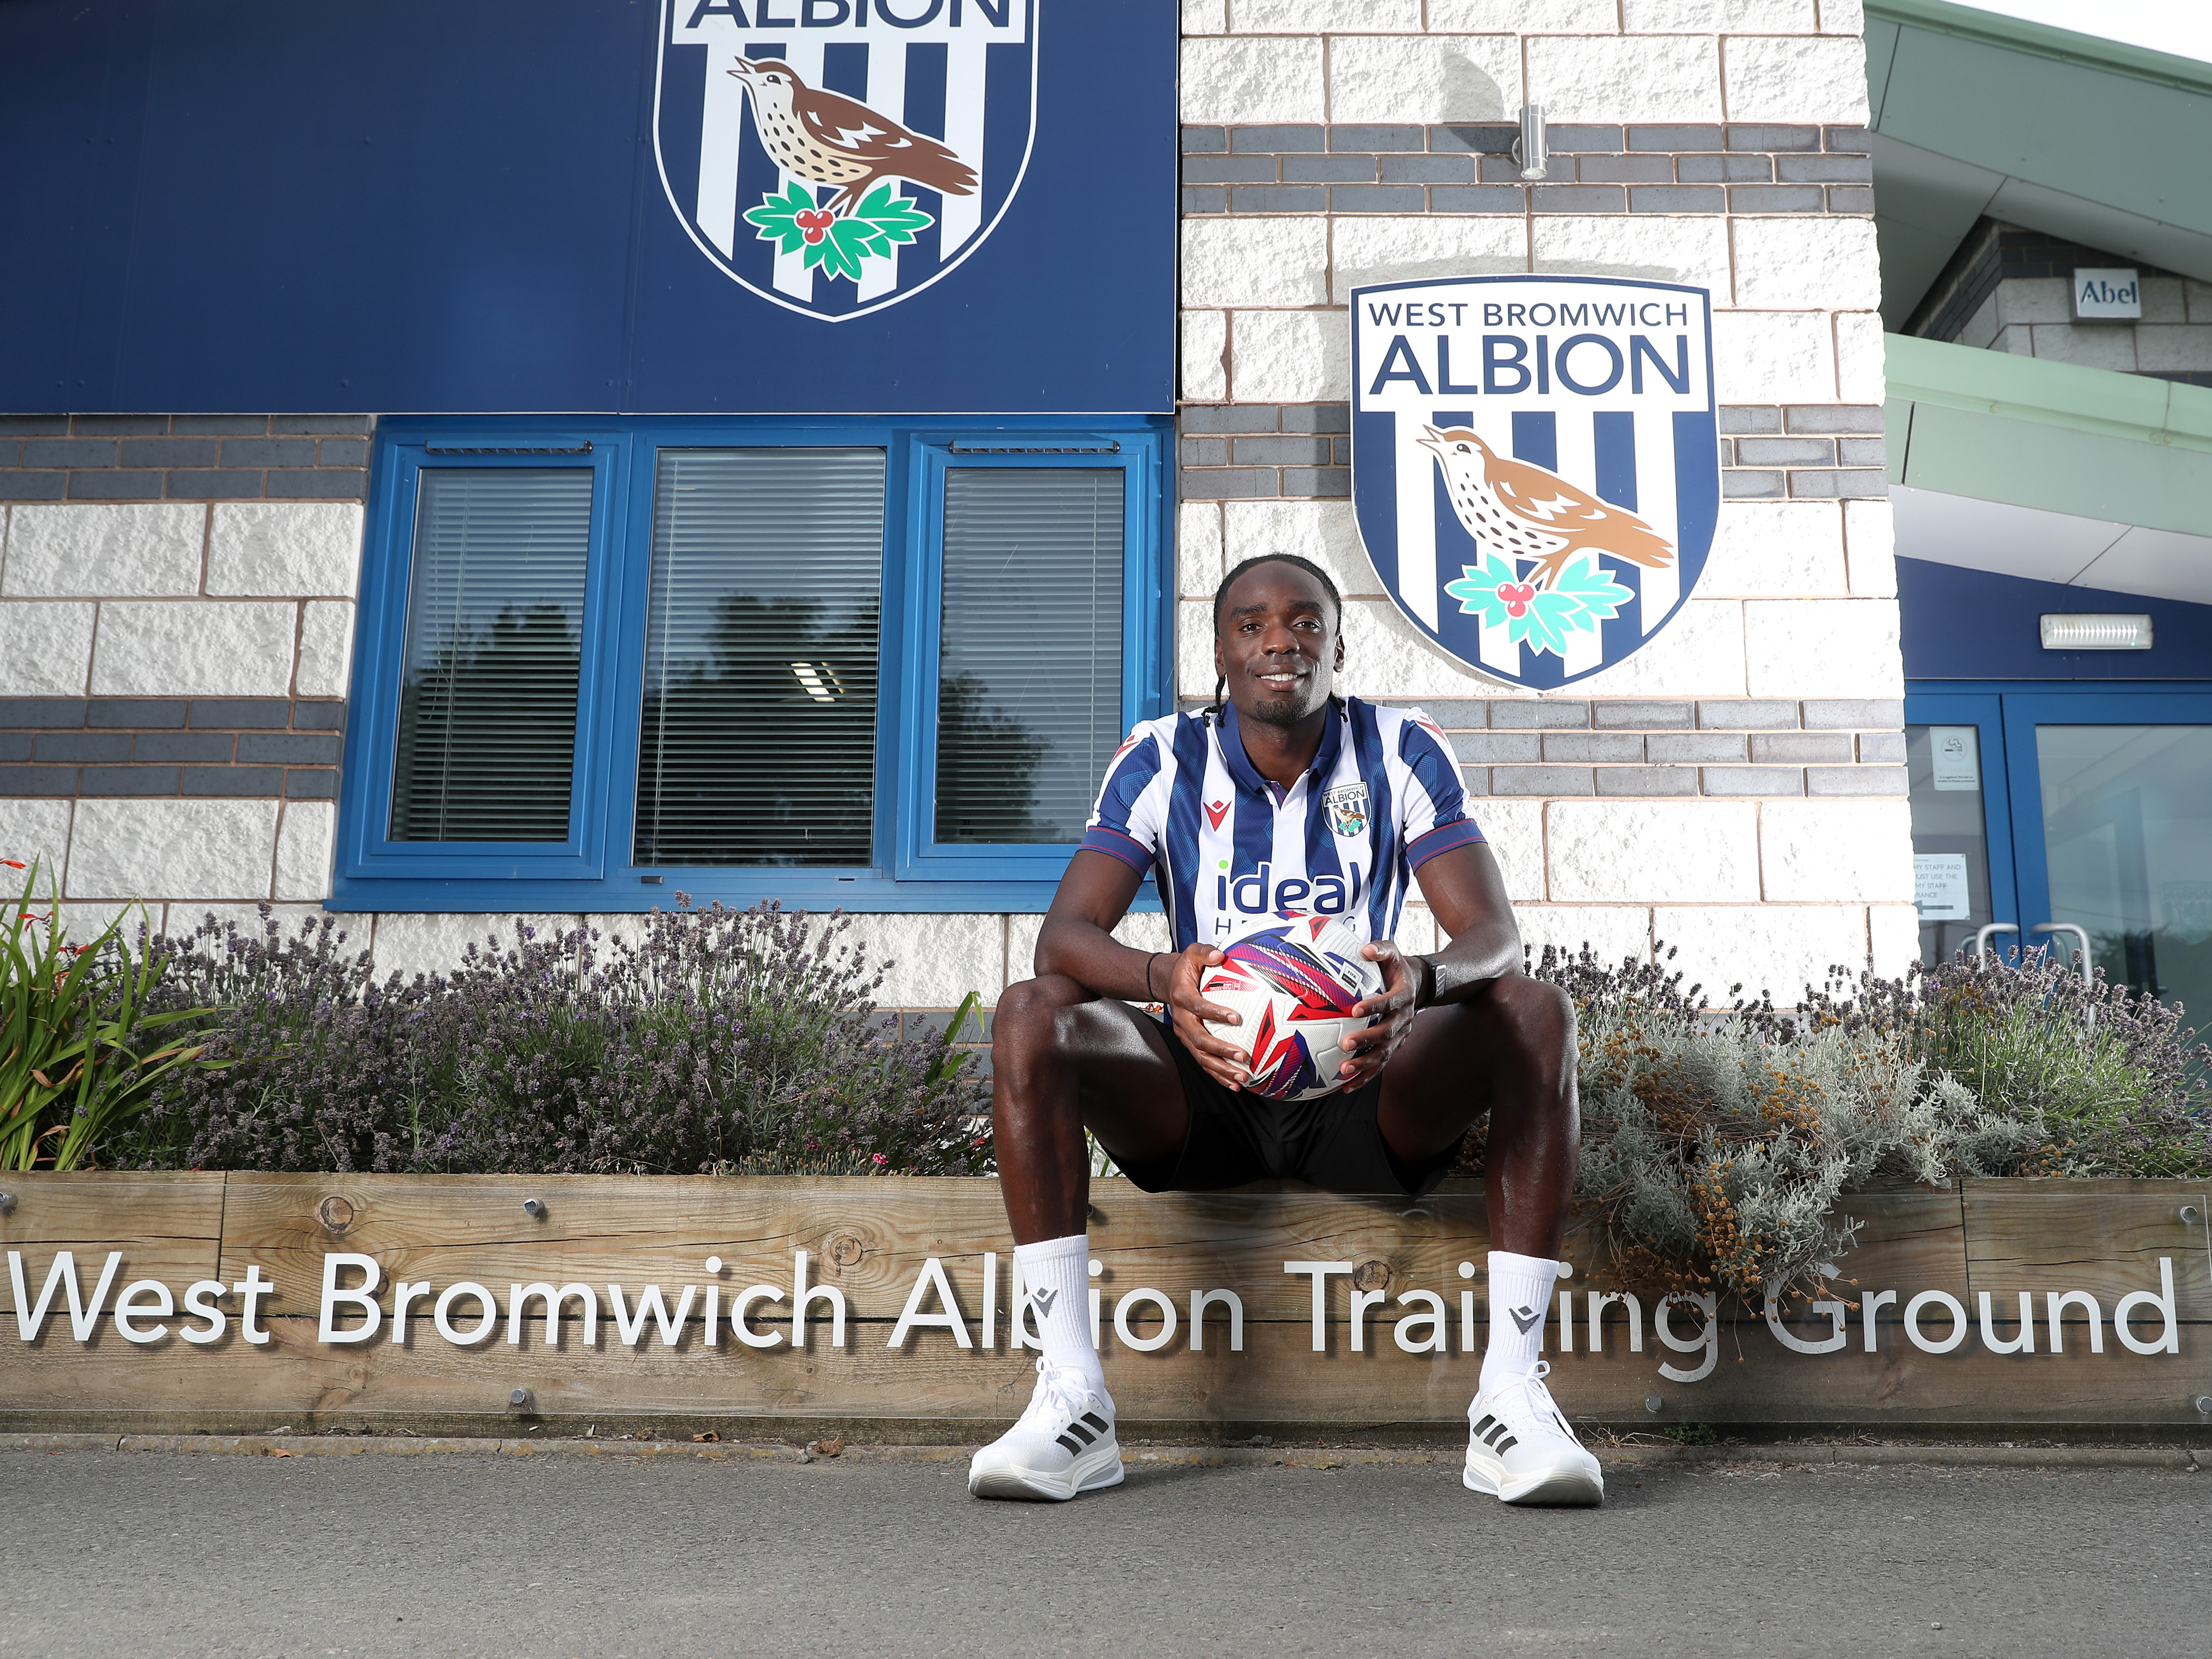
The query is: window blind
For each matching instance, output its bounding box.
[936,468,1124,845]
[390,467,592,843]
[634,448,886,867]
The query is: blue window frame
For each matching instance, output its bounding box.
[1906,680,2212,1010]
[337,416,1172,912]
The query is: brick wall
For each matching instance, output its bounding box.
[0,5,1915,1010]
[1171,1,1914,1001]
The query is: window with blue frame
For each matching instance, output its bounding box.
[336,418,1172,912]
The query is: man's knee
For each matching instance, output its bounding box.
[992,974,1094,1061]
[1485,975,1577,1071]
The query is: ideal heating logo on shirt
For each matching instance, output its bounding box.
[1212,861,1366,927]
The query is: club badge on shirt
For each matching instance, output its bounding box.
[1324,784,1370,839]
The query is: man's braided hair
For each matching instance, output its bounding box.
[1206,552,1343,724]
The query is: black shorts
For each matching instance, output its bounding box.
[1116,1016,1463,1199]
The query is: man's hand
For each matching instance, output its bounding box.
[1164,943,1250,1090]
[1338,939,1422,1089]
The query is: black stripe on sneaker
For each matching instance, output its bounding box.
[1473,1414,1496,1435]
[1484,1423,1509,1446]
[1081,1412,1110,1432]
[1055,1433,1084,1453]
[1495,1435,1518,1453]
[1066,1422,1096,1445]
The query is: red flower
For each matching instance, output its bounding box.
[0,858,25,869]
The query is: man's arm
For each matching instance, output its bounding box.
[1336,840,1522,1086]
[1034,850,1255,1088]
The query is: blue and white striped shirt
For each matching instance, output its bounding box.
[1079,697,1483,950]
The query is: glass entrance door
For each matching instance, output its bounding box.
[2032,723,2212,1018]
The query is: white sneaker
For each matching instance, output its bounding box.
[968,1359,1123,1502]
[1464,1361,1604,1506]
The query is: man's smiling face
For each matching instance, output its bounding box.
[1214,560,1344,729]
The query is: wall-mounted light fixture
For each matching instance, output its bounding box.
[2040,613,2152,651]
[1513,103,1547,180]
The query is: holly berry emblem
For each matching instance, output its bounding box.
[1495,581,1536,618]
[794,208,834,246]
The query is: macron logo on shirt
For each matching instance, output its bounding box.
[1204,799,1230,830]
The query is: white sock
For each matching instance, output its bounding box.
[1480,1250,1560,1393]
[1013,1234,1106,1398]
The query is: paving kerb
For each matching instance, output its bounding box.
[5,1432,2202,1471]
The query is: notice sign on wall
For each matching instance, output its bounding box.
[1916,853,1972,922]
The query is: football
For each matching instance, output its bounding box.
[1199,913,1385,1101]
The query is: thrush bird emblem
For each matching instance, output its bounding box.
[728,58,979,217]
[1419,425,1675,591]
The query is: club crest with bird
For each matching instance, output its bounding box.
[654,0,1039,320]
[1349,275,1722,691]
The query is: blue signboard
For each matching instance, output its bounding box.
[0,0,1173,414]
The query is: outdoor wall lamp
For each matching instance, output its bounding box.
[2040,613,2151,650]
[1513,103,1547,180]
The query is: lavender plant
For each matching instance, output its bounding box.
[119,899,989,1177]
[1514,940,2210,1304]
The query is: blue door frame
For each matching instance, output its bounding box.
[1906,679,2212,962]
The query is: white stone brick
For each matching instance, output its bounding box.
[57,900,157,945]
[1008,912,1172,986]
[1722,35,1869,124]
[1701,501,1847,598]
[1819,0,1865,32]
[274,801,337,901]
[1231,308,1348,402]
[1513,905,1654,971]
[1222,498,1374,598]
[1178,598,1216,697]
[0,798,72,887]
[90,602,298,697]
[1182,217,1329,308]
[296,599,356,699]
[0,601,95,695]
[1328,34,1521,124]
[1,504,204,598]
[1842,498,1896,598]
[1329,215,1528,306]
[1465,797,1543,901]
[1182,0,1227,33]
[1566,598,1748,697]
[1526,34,1721,123]
[1731,218,1880,311]
[1624,0,1814,30]
[368,911,579,983]
[2030,322,2147,372]
[1235,0,1421,29]
[1760,799,1912,903]
[1868,902,1919,978]
[1530,216,1731,295]
[1994,277,2068,325]
[1180,36,1326,124]
[206,503,364,598]
[1181,309,1229,402]
[1743,597,1901,697]
[1179,502,1225,599]
[2134,325,2212,373]
[2138,277,2188,323]
[1653,903,1867,1005]
[1712,310,1835,403]
[1430,0,1617,26]
[1548,800,1760,903]
[842,913,1007,1007]
[1338,598,1510,698]
[1832,311,1886,404]
[68,798,281,903]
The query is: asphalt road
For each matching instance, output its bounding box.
[2,1448,2205,1659]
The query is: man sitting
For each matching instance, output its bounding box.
[969,552,1601,1507]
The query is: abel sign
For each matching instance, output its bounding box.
[1350,276,1722,691]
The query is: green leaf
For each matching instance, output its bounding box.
[1548,554,1634,624]
[741,181,822,257]
[1441,551,1521,626]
